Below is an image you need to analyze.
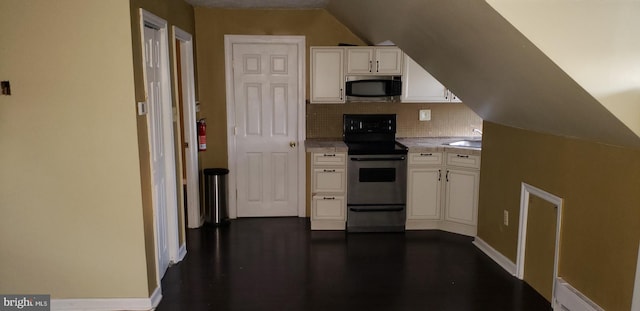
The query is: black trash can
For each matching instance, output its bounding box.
[203,168,230,225]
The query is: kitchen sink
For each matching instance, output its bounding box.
[445,139,482,148]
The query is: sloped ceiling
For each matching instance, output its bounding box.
[326,0,640,149]
[184,0,328,8]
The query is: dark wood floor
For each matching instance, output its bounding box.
[157,218,551,311]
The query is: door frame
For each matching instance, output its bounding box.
[224,35,306,219]
[516,182,563,308]
[173,26,201,230]
[140,9,181,280]
[633,240,640,311]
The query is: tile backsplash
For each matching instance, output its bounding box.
[306,102,483,138]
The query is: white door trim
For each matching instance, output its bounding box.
[223,35,307,219]
[140,9,180,280]
[632,241,640,311]
[173,26,202,229]
[517,182,563,309]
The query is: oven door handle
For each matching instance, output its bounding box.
[350,156,406,161]
[349,207,404,212]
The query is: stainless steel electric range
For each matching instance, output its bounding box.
[343,114,408,232]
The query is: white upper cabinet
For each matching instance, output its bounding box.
[310,47,345,103]
[401,54,462,103]
[346,47,403,75]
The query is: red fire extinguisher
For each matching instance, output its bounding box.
[197,119,206,151]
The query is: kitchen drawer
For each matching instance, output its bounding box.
[408,152,443,166]
[312,168,346,193]
[312,152,346,166]
[446,152,481,169]
[312,195,345,220]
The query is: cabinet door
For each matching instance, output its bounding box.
[407,167,442,220]
[346,48,374,74]
[401,54,449,103]
[444,168,479,225]
[312,168,346,193]
[312,195,345,220]
[375,48,403,75]
[449,91,462,103]
[311,47,345,103]
[312,152,346,166]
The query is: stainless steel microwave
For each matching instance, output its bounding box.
[345,76,402,101]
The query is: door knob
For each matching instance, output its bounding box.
[289,141,297,148]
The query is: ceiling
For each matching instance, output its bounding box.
[326,0,640,148]
[185,0,640,149]
[184,0,328,8]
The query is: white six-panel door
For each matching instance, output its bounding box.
[143,24,170,278]
[231,42,300,217]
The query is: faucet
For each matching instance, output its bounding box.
[472,128,483,135]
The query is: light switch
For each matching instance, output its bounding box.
[137,102,147,115]
[419,109,431,121]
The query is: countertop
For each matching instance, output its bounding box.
[305,137,481,155]
[304,139,348,153]
[398,137,482,156]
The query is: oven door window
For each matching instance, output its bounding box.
[359,168,396,182]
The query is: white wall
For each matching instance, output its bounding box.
[0,0,150,298]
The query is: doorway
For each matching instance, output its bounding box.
[173,26,200,231]
[224,35,306,218]
[517,183,563,306]
[140,9,180,280]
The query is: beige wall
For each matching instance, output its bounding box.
[478,121,640,310]
[307,102,482,138]
[194,8,366,169]
[0,0,148,298]
[129,0,195,294]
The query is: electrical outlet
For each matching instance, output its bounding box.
[503,210,509,226]
[419,109,431,121]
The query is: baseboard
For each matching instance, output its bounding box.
[310,220,345,230]
[405,219,440,230]
[439,221,477,237]
[405,220,477,237]
[554,278,603,311]
[50,286,162,311]
[473,237,517,276]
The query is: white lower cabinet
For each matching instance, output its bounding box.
[312,168,346,193]
[443,168,479,226]
[312,195,345,220]
[407,167,442,220]
[311,152,347,230]
[406,151,480,236]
